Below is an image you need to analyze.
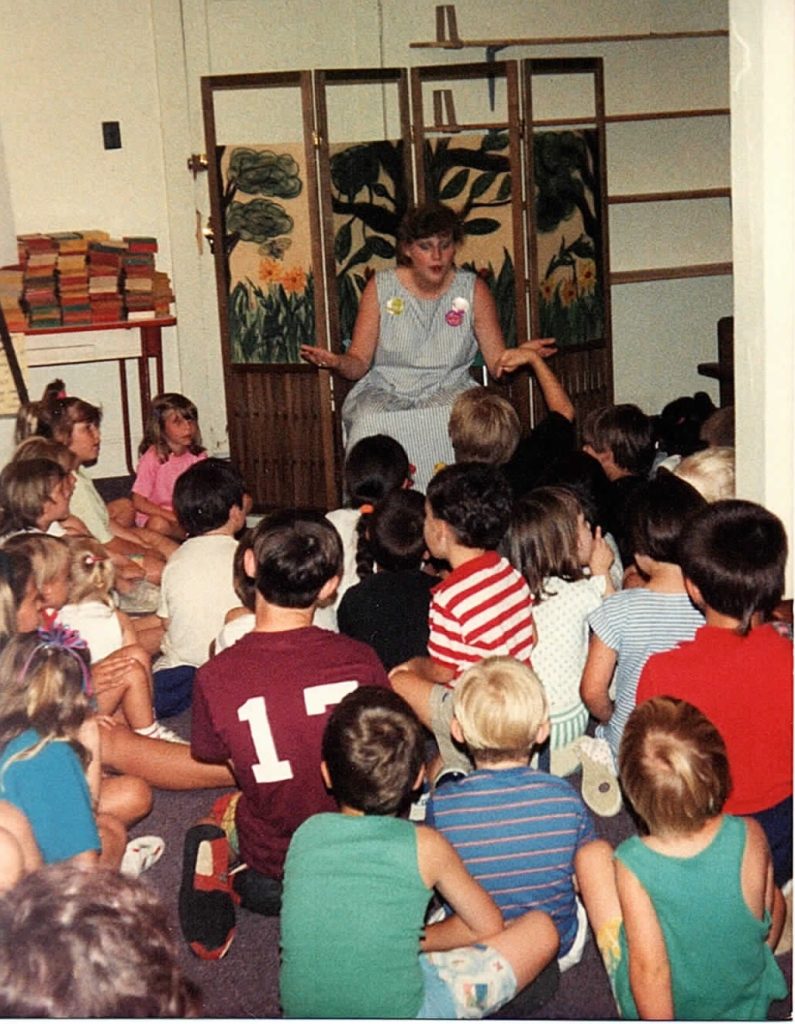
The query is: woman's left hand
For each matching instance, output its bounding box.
[300,345,341,371]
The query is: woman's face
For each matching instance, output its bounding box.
[404,233,456,291]
[69,420,101,465]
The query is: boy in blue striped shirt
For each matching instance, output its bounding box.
[427,656,621,978]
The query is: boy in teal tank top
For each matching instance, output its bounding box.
[610,696,787,1019]
[279,687,559,1018]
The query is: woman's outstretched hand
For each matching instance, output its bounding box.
[300,344,341,371]
[492,337,558,377]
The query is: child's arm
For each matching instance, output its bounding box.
[580,633,617,723]
[132,491,178,524]
[589,527,616,597]
[389,659,456,731]
[416,824,503,952]
[740,817,786,950]
[616,859,674,1019]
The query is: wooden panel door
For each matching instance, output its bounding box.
[201,71,337,512]
[522,57,614,430]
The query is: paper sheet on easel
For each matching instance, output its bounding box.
[0,333,28,414]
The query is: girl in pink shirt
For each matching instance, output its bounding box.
[132,393,206,539]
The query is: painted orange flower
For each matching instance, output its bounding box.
[540,279,555,302]
[560,279,577,307]
[280,266,307,294]
[259,257,282,285]
[578,259,596,295]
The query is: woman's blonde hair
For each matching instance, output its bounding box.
[0,631,92,784]
[1,534,70,594]
[66,537,115,607]
[674,446,735,503]
[453,657,548,763]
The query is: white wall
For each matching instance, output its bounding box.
[0,0,734,474]
[729,0,794,590]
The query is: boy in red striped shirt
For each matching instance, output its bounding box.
[391,463,535,780]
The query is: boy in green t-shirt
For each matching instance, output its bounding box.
[279,687,558,1019]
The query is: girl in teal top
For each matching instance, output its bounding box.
[612,696,787,1020]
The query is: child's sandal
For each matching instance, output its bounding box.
[576,736,622,817]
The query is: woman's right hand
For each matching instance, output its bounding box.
[300,345,342,372]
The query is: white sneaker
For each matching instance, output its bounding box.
[120,835,165,877]
[137,722,189,745]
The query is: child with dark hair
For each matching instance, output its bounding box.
[179,510,389,960]
[279,686,559,1019]
[153,458,246,717]
[582,403,656,563]
[133,392,207,539]
[612,697,786,1019]
[637,500,792,886]
[212,529,256,654]
[0,863,202,1017]
[579,474,707,812]
[391,462,535,780]
[315,433,411,631]
[337,488,435,670]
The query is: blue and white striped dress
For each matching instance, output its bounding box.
[341,268,480,492]
[588,589,705,765]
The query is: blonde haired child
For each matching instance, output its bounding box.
[448,388,521,465]
[613,696,786,1019]
[673,445,735,502]
[427,656,621,976]
[0,629,157,873]
[133,393,207,539]
[56,537,185,744]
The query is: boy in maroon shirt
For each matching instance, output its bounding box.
[636,499,792,886]
[179,510,389,959]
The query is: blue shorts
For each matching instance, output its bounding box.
[417,943,517,1019]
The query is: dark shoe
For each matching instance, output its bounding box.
[232,866,282,916]
[178,824,236,960]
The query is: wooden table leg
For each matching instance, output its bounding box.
[118,360,134,475]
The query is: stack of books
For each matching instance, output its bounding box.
[54,232,93,326]
[122,237,157,319]
[88,238,127,323]
[152,270,175,319]
[10,231,175,328]
[0,268,26,332]
[18,235,61,328]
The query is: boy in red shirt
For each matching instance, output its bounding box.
[179,510,389,959]
[636,499,792,885]
[391,463,535,780]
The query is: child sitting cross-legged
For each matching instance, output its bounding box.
[279,686,559,1019]
[179,510,390,960]
[154,458,246,717]
[427,657,621,978]
[390,462,535,782]
[56,536,185,744]
[612,696,787,1019]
